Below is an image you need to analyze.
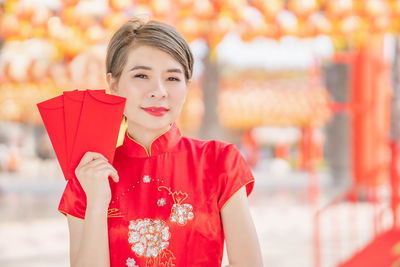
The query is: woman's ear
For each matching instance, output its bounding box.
[106,73,118,95]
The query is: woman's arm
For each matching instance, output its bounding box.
[67,205,110,267]
[221,187,263,267]
[66,151,119,267]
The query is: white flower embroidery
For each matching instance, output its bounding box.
[126,257,138,267]
[142,175,151,183]
[170,203,194,225]
[157,198,166,207]
[157,186,195,226]
[128,219,170,258]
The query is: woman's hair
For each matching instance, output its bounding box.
[106,17,194,83]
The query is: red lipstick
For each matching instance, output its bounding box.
[142,106,169,117]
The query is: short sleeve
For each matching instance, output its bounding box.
[216,144,255,210]
[58,177,87,220]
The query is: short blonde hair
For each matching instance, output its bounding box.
[106,18,194,83]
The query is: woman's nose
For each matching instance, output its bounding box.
[149,80,167,98]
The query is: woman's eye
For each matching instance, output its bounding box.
[134,74,147,79]
[168,77,180,81]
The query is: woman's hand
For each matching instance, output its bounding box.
[75,151,119,209]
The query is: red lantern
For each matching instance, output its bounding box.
[102,12,129,32]
[60,27,88,61]
[340,15,363,35]
[207,15,235,49]
[19,21,34,40]
[87,24,107,44]
[238,22,255,42]
[1,14,20,39]
[178,17,202,43]
[193,0,215,20]
[251,0,284,22]
[32,6,52,27]
[372,16,392,33]
[391,0,400,16]
[254,20,279,39]
[108,0,131,11]
[213,14,236,38]
[363,0,389,18]
[76,14,96,31]
[150,0,171,18]
[288,0,319,19]
[390,17,400,34]
[176,0,194,8]
[325,0,354,19]
[297,18,315,38]
[59,6,78,26]
[276,10,298,37]
[212,0,227,12]
[61,0,80,7]
[308,12,332,36]
[16,0,35,21]
[225,0,248,21]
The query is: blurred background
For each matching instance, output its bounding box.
[1,0,400,266]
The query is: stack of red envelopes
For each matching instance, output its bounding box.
[37,89,126,180]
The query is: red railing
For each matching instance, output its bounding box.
[313,141,400,267]
[314,187,393,267]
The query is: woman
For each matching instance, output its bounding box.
[59,18,263,267]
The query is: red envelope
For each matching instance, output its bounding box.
[63,89,105,170]
[37,89,125,181]
[68,90,126,176]
[37,95,71,180]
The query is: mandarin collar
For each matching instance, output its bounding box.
[120,123,181,158]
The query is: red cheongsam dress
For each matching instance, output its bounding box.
[58,123,255,267]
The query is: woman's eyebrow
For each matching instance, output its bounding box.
[167,68,182,74]
[129,66,182,74]
[130,65,151,71]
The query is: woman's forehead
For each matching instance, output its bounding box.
[125,45,183,70]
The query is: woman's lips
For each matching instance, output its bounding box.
[142,107,169,117]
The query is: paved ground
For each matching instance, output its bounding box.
[0,160,383,267]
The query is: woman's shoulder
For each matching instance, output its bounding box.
[179,136,235,153]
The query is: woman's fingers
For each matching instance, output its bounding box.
[77,151,108,169]
[75,152,108,176]
[81,159,119,181]
[84,158,109,169]
[107,168,119,183]
[96,165,119,183]
[86,159,118,176]
[75,152,118,182]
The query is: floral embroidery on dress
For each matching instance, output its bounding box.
[117,176,192,265]
[142,175,151,183]
[157,198,166,207]
[170,203,194,225]
[158,186,194,226]
[107,208,123,218]
[128,219,170,258]
[145,249,176,267]
[126,257,139,267]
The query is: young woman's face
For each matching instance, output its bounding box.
[109,45,187,132]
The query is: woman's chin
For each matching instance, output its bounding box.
[130,119,173,132]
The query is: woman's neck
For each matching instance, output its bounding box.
[126,123,172,153]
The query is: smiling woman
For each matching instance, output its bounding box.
[107,46,188,146]
[58,17,263,267]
